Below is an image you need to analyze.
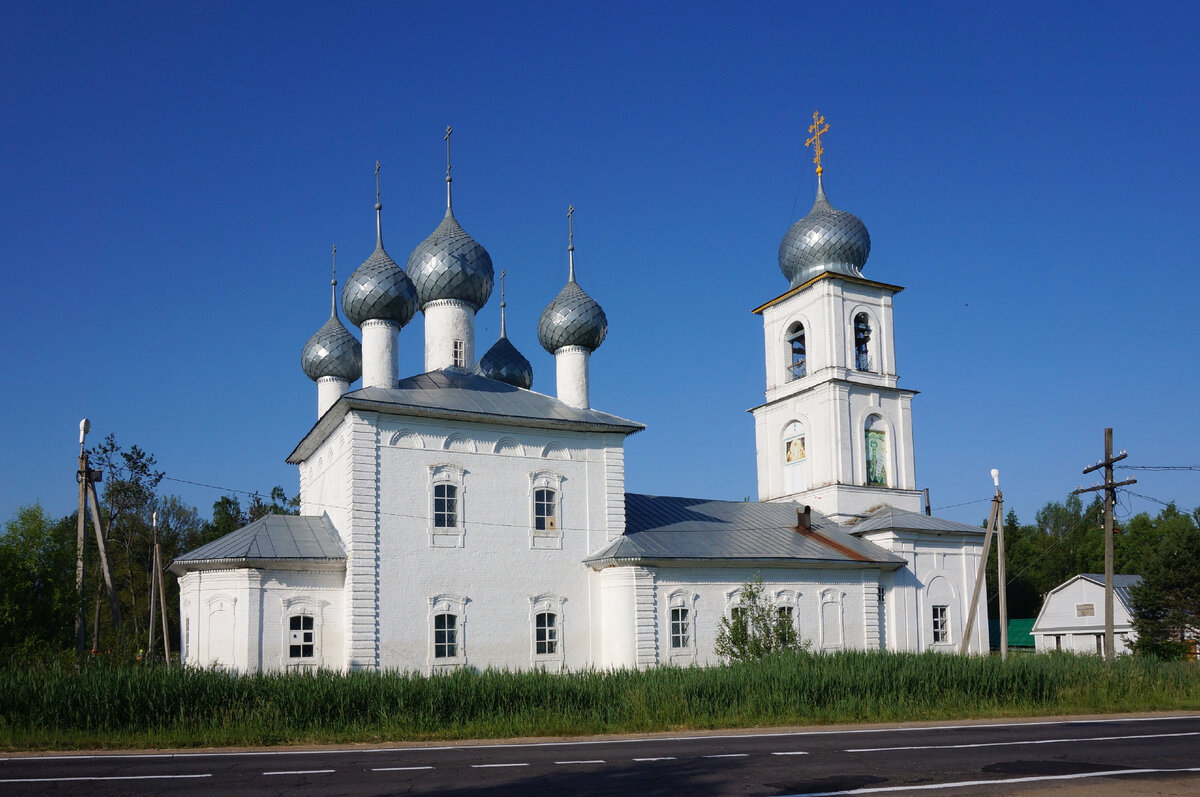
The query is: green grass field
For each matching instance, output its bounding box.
[2,651,1197,750]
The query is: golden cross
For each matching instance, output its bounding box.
[567,205,575,249]
[805,111,830,175]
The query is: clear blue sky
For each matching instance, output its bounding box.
[2,1,1197,529]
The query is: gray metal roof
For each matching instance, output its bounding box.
[1078,573,1143,612]
[288,369,644,463]
[584,494,905,569]
[538,278,607,354]
[477,335,534,389]
[169,514,345,574]
[779,176,871,287]
[301,312,362,383]
[407,209,494,311]
[848,506,987,536]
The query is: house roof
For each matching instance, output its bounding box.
[288,369,644,463]
[989,618,1037,649]
[1078,573,1143,613]
[849,506,987,536]
[169,514,345,574]
[583,493,906,569]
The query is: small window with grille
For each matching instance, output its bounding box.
[535,612,558,655]
[452,339,466,368]
[434,613,458,658]
[534,487,557,531]
[670,607,691,649]
[434,483,458,528]
[931,605,949,643]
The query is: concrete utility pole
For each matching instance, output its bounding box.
[992,469,1008,660]
[73,418,123,657]
[961,482,1002,656]
[1073,428,1136,663]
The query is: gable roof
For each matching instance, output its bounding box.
[288,369,644,463]
[169,514,345,574]
[1078,573,1143,613]
[849,506,987,536]
[584,493,906,569]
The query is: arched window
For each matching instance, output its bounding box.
[853,313,873,372]
[429,465,466,547]
[534,488,557,531]
[865,414,888,487]
[786,321,806,380]
[288,614,315,659]
[535,612,557,655]
[434,613,457,658]
[433,483,458,528]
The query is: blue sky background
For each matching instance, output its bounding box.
[2,1,1197,529]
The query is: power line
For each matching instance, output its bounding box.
[933,497,991,511]
[1118,465,1200,471]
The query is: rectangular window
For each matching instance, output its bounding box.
[535,612,557,655]
[1095,634,1104,655]
[877,585,885,603]
[1076,603,1095,617]
[289,615,314,658]
[534,487,557,531]
[452,339,465,368]
[434,483,458,528]
[1054,635,1063,651]
[434,613,457,658]
[671,607,690,649]
[931,605,949,643]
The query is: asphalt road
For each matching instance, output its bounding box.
[3,713,1199,796]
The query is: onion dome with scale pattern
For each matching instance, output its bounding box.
[341,172,418,328]
[778,175,871,287]
[302,276,363,382]
[478,275,533,389]
[537,218,607,354]
[406,209,494,310]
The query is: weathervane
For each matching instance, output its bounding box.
[806,111,830,175]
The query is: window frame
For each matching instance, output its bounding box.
[429,464,466,547]
[529,593,566,668]
[931,604,950,644]
[668,589,699,662]
[529,471,565,549]
[785,321,807,381]
[853,312,874,372]
[452,339,466,368]
[428,593,469,671]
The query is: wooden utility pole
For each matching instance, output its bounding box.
[961,489,1002,655]
[992,470,1008,660]
[73,419,123,656]
[148,512,171,664]
[1073,428,1136,663]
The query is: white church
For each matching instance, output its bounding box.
[171,126,989,672]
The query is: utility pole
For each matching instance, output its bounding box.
[73,419,123,656]
[147,512,171,665]
[961,479,1002,655]
[1073,428,1136,663]
[992,469,1008,660]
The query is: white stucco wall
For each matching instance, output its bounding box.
[361,319,400,389]
[423,299,475,372]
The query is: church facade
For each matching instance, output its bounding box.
[171,131,988,672]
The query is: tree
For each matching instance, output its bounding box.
[1129,522,1200,659]
[0,505,76,657]
[714,576,807,661]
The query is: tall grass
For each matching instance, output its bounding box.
[1,651,1197,750]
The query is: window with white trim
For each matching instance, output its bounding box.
[429,465,466,547]
[429,593,468,669]
[931,604,949,643]
[667,589,698,661]
[434,613,458,658]
[535,612,557,655]
[529,471,564,549]
[289,615,315,659]
[452,339,465,368]
[853,312,873,372]
[786,321,807,380]
[671,608,690,649]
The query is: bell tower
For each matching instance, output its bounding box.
[751,113,922,522]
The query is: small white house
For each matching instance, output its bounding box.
[1031,573,1142,655]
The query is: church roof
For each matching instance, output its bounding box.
[287,369,644,463]
[583,493,905,569]
[169,514,345,574]
[848,506,988,536]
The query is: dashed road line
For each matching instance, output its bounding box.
[555,760,606,764]
[704,753,750,758]
[263,769,335,775]
[371,765,434,771]
[772,751,810,756]
[471,763,529,768]
[633,757,677,762]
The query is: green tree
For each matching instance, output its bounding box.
[0,505,76,657]
[1129,521,1200,659]
[714,576,807,661]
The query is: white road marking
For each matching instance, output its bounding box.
[263,769,335,775]
[846,729,1200,753]
[772,751,810,756]
[471,763,529,768]
[5,714,1197,761]
[780,766,1200,796]
[704,753,749,758]
[372,766,434,771]
[633,756,677,761]
[0,774,211,783]
[555,760,606,764]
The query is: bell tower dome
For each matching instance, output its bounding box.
[750,113,922,522]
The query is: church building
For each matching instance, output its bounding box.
[171,121,988,672]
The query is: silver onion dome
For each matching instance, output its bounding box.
[478,336,533,389]
[538,278,607,354]
[778,177,871,287]
[407,209,494,310]
[342,244,418,327]
[301,314,362,382]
